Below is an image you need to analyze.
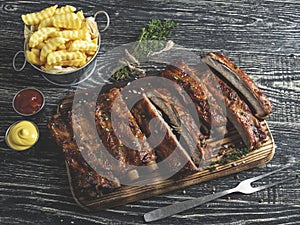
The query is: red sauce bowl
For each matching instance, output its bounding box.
[12,88,45,116]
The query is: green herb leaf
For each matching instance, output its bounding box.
[112,19,178,80]
[138,19,178,42]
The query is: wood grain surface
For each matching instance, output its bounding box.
[0,1,299,224]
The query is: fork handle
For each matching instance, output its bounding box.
[144,187,237,222]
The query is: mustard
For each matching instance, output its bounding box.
[6,121,39,151]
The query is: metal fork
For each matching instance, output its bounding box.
[144,166,298,222]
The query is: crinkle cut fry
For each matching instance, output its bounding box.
[21,5,58,25]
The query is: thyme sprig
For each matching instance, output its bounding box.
[206,147,251,172]
[112,19,178,80]
[138,19,178,42]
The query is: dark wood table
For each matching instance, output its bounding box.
[1,1,299,224]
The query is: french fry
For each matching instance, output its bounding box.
[76,10,85,21]
[55,29,91,41]
[86,51,97,56]
[31,48,40,56]
[34,41,46,50]
[22,4,100,72]
[38,17,53,29]
[38,5,76,29]
[21,5,57,25]
[55,5,76,15]
[26,50,43,66]
[53,13,82,29]
[41,63,61,71]
[53,58,86,67]
[28,27,57,48]
[92,37,98,44]
[40,37,68,62]
[57,43,67,50]
[47,50,85,65]
[86,55,94,63]
[68,40,98,53]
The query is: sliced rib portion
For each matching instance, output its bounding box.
[160,61,227,134]
[201,52,272,119]
[94,88,157,179]
[131,94,198,176]
[63,142,121,197]
[146,88,212,167]
[48,112,121,198]
[202,71,268,149]
[71,99,121,182]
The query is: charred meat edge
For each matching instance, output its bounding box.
[201,52,272,119]
[161,62,227,134]
[71,100,123,182]
[96,87,157,167]
[94,88,158,180]
[131,94,198,175]
[202,71,268,149]
[146,88,211,166]
[48,114,121,198]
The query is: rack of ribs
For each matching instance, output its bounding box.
[48,53,272,199]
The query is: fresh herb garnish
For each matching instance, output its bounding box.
[112,19,178,80]
[207,162,217,172]
[205,147,251,171]
[138,19,178,42]
[218,147,251,166]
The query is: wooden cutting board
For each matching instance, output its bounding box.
[63,114,275,211]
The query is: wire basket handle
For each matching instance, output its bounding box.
[12,51,26,72]
[94,11,110,32]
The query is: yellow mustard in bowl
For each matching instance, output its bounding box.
[5,120,39,151]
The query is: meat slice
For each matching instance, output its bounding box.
[94,88,158,180]
[48,112,121,198]
[201,52,272,119]
[131,94,198,176]
[202,71,268,149]
[146,88,212,167]
[48,113,73,146]
[63,142,121,197]
[71,100,121,183]
[160,61,227,134]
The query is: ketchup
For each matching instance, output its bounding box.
[13,88,44,115]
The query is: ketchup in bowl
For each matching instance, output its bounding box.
[13,88,45,116]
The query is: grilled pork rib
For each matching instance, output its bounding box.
[48,112,121,198]
[201,52,272,119]
[202,71,268,149]
[71,99,121,183]
[130,94,198,175]
[94,88,157,179]
[47,55,272,200]
[146,88,212,166]
[160,62,227,134]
